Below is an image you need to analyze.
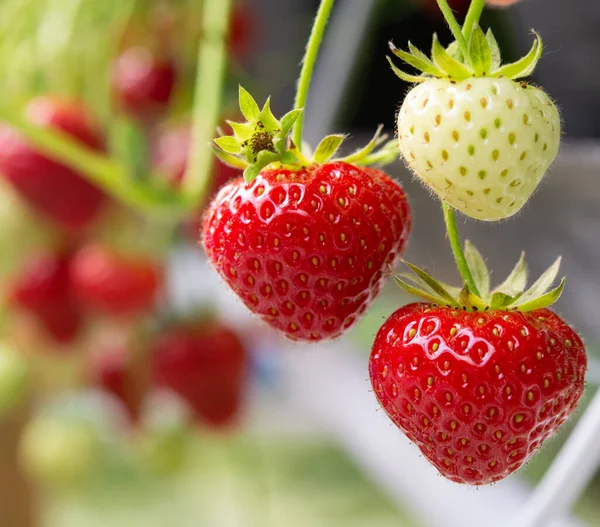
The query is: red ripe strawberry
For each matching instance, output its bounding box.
[9,250,82,344]
[90,349,141,422]
[112,46,176,121]
[70,243,162,318]
[0,96,107,231]
[370,303,587,485]
[151,320,247,427]
[228,3,254,61]
[203,161,411,341]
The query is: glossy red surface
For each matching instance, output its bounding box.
[369,303,587,485]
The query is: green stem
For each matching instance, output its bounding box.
[0,104,188,217]
[435,0,468,58]
[182,0,232,203]
[462,0,486,42]
[292,0,335,149]
[442,202,481,297]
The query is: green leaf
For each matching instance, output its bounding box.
[279,151,299,165]
[489,291,517,309]
[493,31,542,80]
[509,256,561,306]
[468,25,492,76]
[280,109,303,135]
[386,56,427,83]
[486,29,502,70]
[393,274,450,305]
[210,146,248,170]
[356,139,398,167]
[228,121,254,141]
[340,125,387,164]
[238,86,260,121]
[214,136,241,154]
[314,134,346,163]
[408,42,437,66]
[259,97,281,131]
[243,164,261,183]
[516,278,565,311]
[494,251,528,295]
[389,41,444,77]
[431,34,474,81]
[404,261,459,306]
[446,41,461,60]
[458,285,488,310]
[464,240,490,298]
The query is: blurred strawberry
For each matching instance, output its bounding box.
[8,250,83,345]
[90,348,142,422]
[70,242,162,318]
[0,96,107,231]
[152,318,248,428]
[229,3,255,62]
[112,46,176,122]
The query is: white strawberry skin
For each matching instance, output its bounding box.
[397,78,560,221]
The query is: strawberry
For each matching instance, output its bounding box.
[151,319,247,428]
[487,0,521,6]
[0,96,107,230]
[8,250,83,344]
[70,242,162,318]
[389,27,560,220]
[369,247,587,485]
[205,88,411,341]
[112,46,176,121]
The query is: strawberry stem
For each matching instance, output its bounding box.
[435,0,469,58]
[442,202,481,297]
[182,0,233,203]
[462,0,486,42]
[292,0,335,150]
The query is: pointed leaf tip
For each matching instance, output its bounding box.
[468,25,493,76]
[214,136,241,154]
[493,30,542,80]
[517,277,566,312]
[238,86,260,121]
[314,134,346,163]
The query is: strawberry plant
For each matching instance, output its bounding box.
[369,0,587,486]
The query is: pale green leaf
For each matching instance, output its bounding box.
[458,285,488,311]
[446,41,461,60]
[259,97,280,131]
[356,139,398,167]
[393,275,450,305]
[210,146,248,170]
[431,34,474,81]
[228,121,254,141]
[314,134,346,163]
[494,251,528,295]
[493,31,542,80]
[404,261,459,306]
[243,164,261,183]
[464,240,490,298]
[516,278,565,312]
[489,291,517,309]
[386,56,428,83]
[238,86,260,121]
[509,256,561,306]
[280,109,303,135]
[214,136,241,154]
[390,41,444,77]
[486,29,502,70]
[468,25,492,76]
[340,125,387,164]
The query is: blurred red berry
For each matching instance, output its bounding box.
[9,250,82,344]
[0,96,107,231]
[152,320,247,428]
[112,46,176,121]
[229,3,254,61]
[70,243,162,318]
[486,0,521,6]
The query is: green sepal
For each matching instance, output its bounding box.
[390,41,444,77]
[393,273,452,306]
[468,25,492,76]
[386,56,428,83]
[214,136,241,154]
[515,278,566,312]
[243,164,261,183]
[493,251,528,295]
[227,120,254,141]
[431,34,474,81]
[458,284,488,311]
[403,261,460,306]
[486,29,502,70]
[280,109,303,136]
[210,146,249,170]
[279,151,299,165]
[489,291,518,309]
[238,86,261,121]
[356,139,398,167]
[508,256,561,307]
[340,126,386,164]
[314,134,347,163]
[464,240,490,298]
[493,31,542,80]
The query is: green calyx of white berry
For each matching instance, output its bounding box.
[388,25,542,83]
[394,241,565,312]
[213,87,400,183]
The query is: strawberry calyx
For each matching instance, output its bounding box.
[212,86,398,183]
[388,25,542,83]
[394,241,565,312]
